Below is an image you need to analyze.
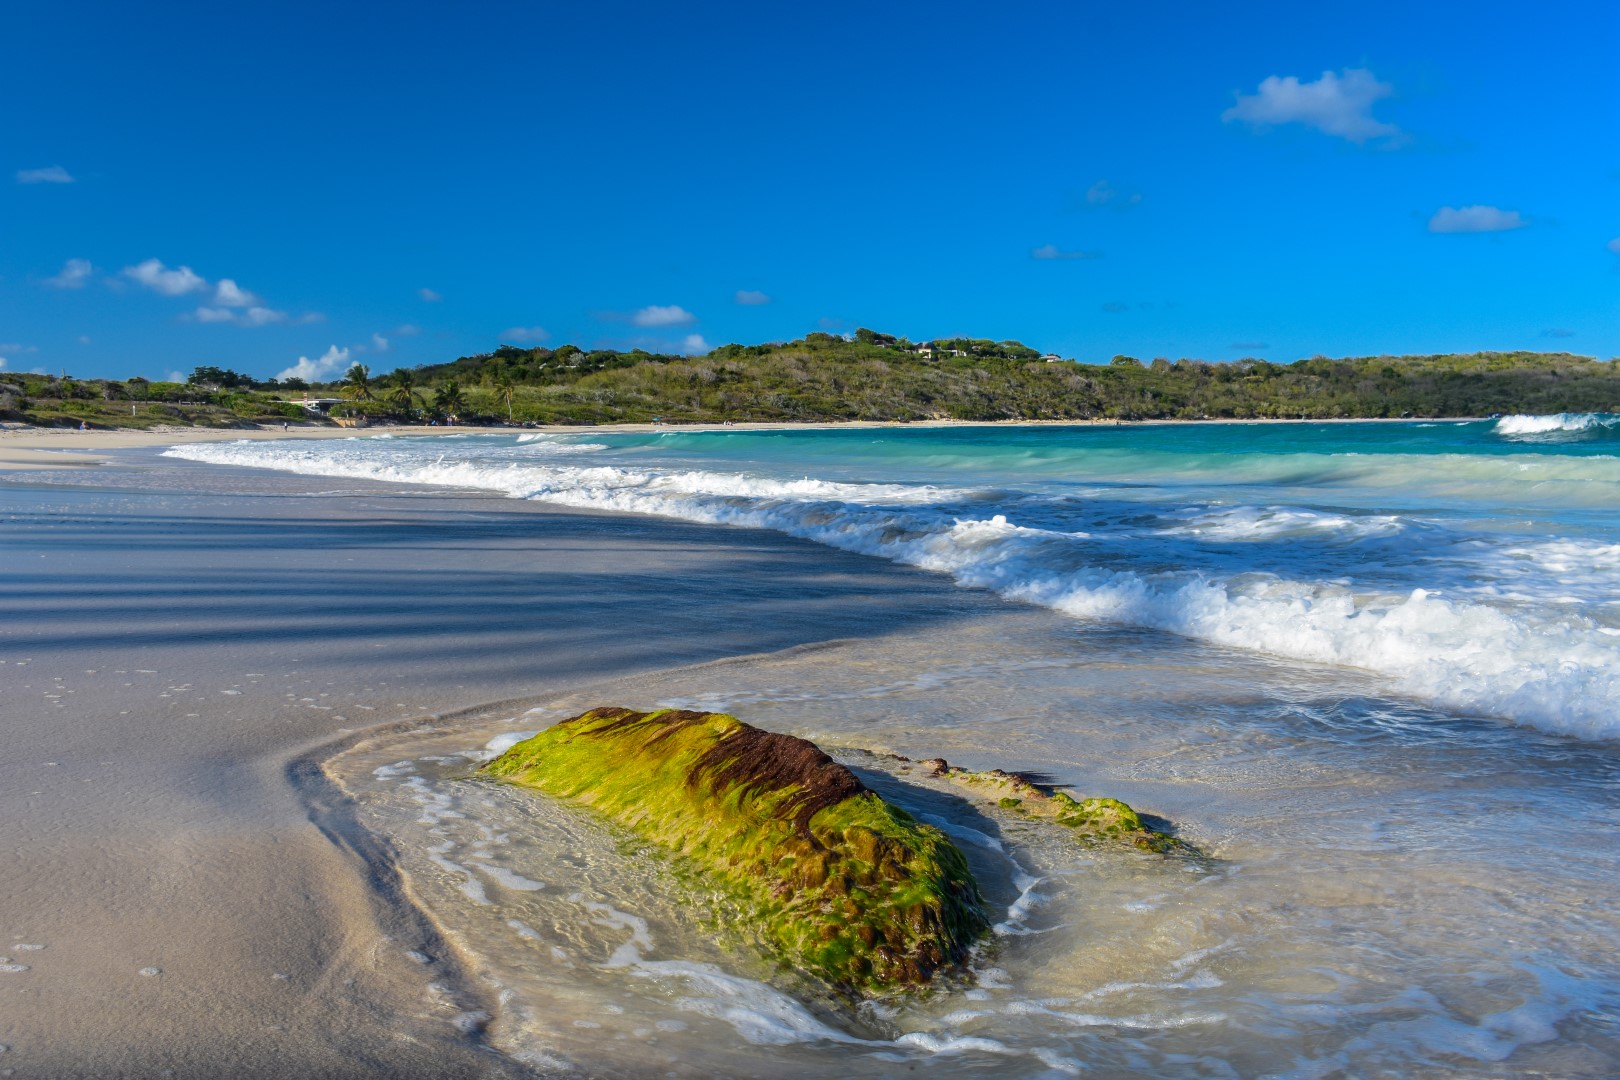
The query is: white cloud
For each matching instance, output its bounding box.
[17,165,74,184]
[1428,205,1528,234]
[213,278,258,307]
[192,305,288,326]
[371,333,389,352]
[123,258,207,296]
[112,259,301,324]
[0,342,38,354]
[502,326,549,343]
[1223,68,1402,144]
[1031,243,1103,261]
[77,335,91,345]
[1607,237,1620,254]
[394,323,421,336]
[242,306,287,326]
[681,334,710,355]
[734,289,771,305]
[419,287,442,302]
[276,345,351,383]
[46,258,93,288]
[632,304,696,327]
[0,357,7,369]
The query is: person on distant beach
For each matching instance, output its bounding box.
[79,420,88,431]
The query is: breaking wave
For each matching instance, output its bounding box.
[1494,412,1620,439]
[163,437,1620,742]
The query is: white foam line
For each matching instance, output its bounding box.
[162,439,1620,739]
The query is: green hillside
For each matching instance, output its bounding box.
[3,332,1616,428]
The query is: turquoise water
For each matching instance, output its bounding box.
[172,416,1620,740]
[167,416,1620,1076]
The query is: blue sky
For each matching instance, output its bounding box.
[3,0,1616,382]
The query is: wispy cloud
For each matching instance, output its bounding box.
[501,325,550,343]
[1607,238,1620,254]
[17,165,74,184]
[394,323,421,337]
[193,305,288,326]
[1428,205,1528,234]
[1031,243,1103,261]
[276,345,351,383]
[0,343,38,365]
[734,289,771,306]
[371,333,389,352]
[631,304,696,327]
[123,258,208,296]
[681,334,710,355]
[121,259,309,325]
[46,257,93,288]
[212,279,258,307]
[419,287,442,302]
[1223,68,1402,145]
[1085,180,1141,207]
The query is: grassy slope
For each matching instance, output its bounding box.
[421,342,1620,425]
[6,342,1617,428]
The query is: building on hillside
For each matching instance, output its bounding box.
[296,397,346,414]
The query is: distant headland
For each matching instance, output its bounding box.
[3,330,1615,429]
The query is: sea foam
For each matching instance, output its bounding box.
[1494,412,1620,437]
[163,438,1620,741]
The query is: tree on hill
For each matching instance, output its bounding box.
[494,373,516,423]
[434,379,465,420]
[384,368,423,416]
[187,365,253,389]
[341,363,373,401]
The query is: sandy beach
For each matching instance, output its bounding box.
[6,423,1617,1078]
[0,433,1001,1077]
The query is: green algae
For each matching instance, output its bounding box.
[912,759,1195,855]
[480,707,989,994]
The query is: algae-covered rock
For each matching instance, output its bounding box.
[915,758,1193,855]
[480,707,989,993]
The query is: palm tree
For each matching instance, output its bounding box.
[494,374,516,424]
[434,380,465,422]
[384,368,422,418]
[341,363,373,401]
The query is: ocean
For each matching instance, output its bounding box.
[166,417,1620,1077]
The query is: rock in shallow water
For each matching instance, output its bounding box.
[480,707,988,994]
[481,708,1192,994]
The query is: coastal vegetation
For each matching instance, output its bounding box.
[3,335,1616,428]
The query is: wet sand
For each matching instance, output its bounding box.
[0,446,1002,1077]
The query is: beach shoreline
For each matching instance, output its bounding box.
[5,420,1617,1077]
[0,445,1009,1077]
[0,414,1484,471]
